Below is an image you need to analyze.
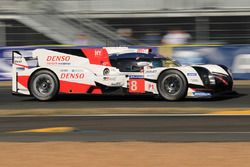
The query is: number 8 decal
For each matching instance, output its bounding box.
[129,79,145,93]
[130,80,138,91]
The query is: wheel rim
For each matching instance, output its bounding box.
[162,75,181,95]
[33,74,55,97]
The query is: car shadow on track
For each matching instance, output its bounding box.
[22,91,245,102]
[182,91,246,102]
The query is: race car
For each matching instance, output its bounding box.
[12,47,233,101]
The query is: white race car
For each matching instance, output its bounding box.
[12,47,233,101]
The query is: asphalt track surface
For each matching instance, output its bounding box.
[0,86,250,142]
[0,86,249,110]
[2,116,250,142]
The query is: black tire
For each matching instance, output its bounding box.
[29,70,59,101]
[157,70,188,101]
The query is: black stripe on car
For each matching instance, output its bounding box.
[50,49,87,58]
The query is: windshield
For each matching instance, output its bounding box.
[163,57,181,67]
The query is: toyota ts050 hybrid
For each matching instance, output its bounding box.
[12,47,233,101]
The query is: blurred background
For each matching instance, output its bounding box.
[0,0,250,80]
[1,0,250,46]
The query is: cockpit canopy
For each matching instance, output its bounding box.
[109,53,180,72]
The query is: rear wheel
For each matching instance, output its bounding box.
[157,70,187,101]
[29,70,59,101]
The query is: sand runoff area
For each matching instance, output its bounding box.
[0,142,250,167]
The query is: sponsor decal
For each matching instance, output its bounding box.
[94,49,102,56]
[47,55,70,61]
[60,69,69,72]
[137,49,149,53]
[14,59,22,64]
[60,73,84,79]
[190,79,199,82]
[58,62,71,65]
[81,48,111,66]
[110,82,123,86]
[187,73,197,76]
[13,54,22,64]
[148,83,155,90]
[145,70,157,74]
[128,79,145,93]
[145,74,154,78]
[72,69,84,72]
[103,76,116,81]
[46,56,71,65]
[192,92,211,96]
[129,75,144,79]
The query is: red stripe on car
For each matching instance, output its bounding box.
[91,87,102,94]
[16,64,29,68]
[81,48,111,66]
[214,76,229,85]
[18,76,29,88]
[59,80,91,93]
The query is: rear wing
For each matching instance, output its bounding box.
[12,51,27,93]
[12,51,29,68]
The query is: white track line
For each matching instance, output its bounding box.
[154,132,250,134]
[0,113,250,117]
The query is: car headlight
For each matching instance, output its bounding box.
[208,74,216,85]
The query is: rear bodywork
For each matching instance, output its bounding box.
[12,47,233,99]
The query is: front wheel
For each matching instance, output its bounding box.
[157,70,188,101]
[29,70,59,101]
